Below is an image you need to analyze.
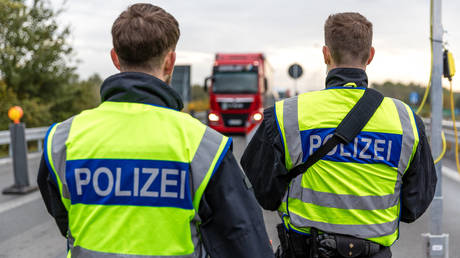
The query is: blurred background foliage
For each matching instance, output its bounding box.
[188,84,209,112]
[0,0,457,132]
[372,81,460,118]
[0,0,100,130]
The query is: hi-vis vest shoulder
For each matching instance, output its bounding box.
[275,86,419,246]
[44,101,232,257]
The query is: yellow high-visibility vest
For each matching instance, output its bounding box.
[275,86,419,246]
[44,101,231,257]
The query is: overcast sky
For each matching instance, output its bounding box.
[50,0,460,92]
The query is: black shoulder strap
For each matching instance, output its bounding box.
[286,88,384,181]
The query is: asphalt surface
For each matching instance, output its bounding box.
[0,154,66,258]
[0,136,459,257]
[232,136,460,258]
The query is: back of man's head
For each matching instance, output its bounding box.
[324,12,373,66]
[111,4,180,71]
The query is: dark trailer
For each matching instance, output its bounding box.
[171,65,191,107]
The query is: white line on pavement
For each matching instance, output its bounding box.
[0,153,42,166]
[442,166,460,183]
[0,164,456,216]
[0,157,12,165]
[0,191,41,215]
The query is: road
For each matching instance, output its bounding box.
[232,136,460,258]
[0,154,66,258]
[0,136,459,257]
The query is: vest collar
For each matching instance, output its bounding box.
[325,68,368,89]
[100,72,184,111]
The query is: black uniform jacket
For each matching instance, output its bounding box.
[37,72,274,258]
[241,68,437,224]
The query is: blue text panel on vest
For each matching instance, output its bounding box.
[66,159,193,209]
[300,128,402,167]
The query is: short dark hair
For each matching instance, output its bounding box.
[111,4,180,70]
[324,12,373,65]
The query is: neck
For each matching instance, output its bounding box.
[325,67,369,88]
[121,68,165,82]
[327,64,367,73]
[100,72,184,110]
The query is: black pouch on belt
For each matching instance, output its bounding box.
[335,235,380,258]
[276,223,291,258]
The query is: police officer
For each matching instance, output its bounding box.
[37,4,274,258]
[241,13,437,258]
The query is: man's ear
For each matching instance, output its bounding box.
[163,51,176,77]
[366,47,375,65]
[322,46,332,65]
[111,48,121,71]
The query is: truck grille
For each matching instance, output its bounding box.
[218,102,252,110]
[222,114,249,127]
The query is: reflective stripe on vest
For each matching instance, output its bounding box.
[67,233,204,258]
[70,246,202,258]
[275,88,419,246]
[45,101,231,257]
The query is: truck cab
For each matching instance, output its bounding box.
[205,53,274,134]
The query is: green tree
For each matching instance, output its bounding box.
[190,84,208,101]
[50,74,102,120]
[188,84,209,112]
[0,0,75,100]
[0,0,84,129]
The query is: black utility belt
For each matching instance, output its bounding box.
[314,233,381,258]
[289,228,383,258]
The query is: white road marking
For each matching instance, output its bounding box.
[0,161,457,216]
[442,166,460,183]
[0,191,41,214]
[0,152,41,165]
[0,157,12,165]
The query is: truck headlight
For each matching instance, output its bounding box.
[208,113,220,122]
[252,112,263,121]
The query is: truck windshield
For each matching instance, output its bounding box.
[213,72,258,94]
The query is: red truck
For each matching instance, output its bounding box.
[205,53,274,134]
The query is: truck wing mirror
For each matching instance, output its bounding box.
[264,77,268,92]
[204,76,214,92]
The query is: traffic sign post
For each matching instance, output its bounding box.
[422,0,449,257]
[288,63,303,95]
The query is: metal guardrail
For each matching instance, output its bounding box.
[423,119,460,145]
[0,119,457,158]
[0,126,48,157]
[0,112,206,159]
